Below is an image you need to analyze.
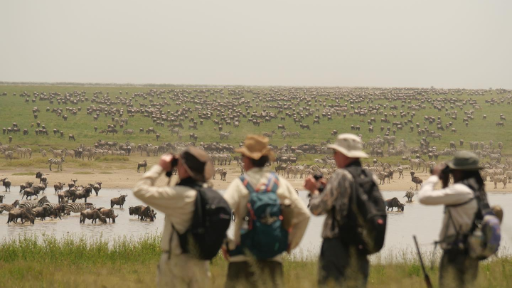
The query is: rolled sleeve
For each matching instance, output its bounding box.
[309,170,350,217]
[418,176,474,205]
[133,165,181,214]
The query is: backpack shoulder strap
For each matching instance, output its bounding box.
[239,175,257,194]
[265,172,279,193]
[239,173,279,194]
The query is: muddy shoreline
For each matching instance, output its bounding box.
[1,165,510,193]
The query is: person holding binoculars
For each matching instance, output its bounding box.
[133,147,215,288]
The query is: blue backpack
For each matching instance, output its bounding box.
[229,173,289,260]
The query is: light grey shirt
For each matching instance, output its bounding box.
[418,175,478,249]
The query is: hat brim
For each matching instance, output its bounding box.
[179,154,214,182]
[327,144,369,158]
[446,161,484,170]
[235,147,276,161]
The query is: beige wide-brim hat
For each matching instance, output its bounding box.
[179,147,214,182]
[235,135,276,161]
[446,151,484,170]
[327,133,369,158]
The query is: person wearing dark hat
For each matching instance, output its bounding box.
[223,135,310,288]
[419,151,486,288]
[305,133,379,288]
[133,147,214,288]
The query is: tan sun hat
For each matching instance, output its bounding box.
[179,147,214,182]
[327,133,369,158]
[235,135,276,161]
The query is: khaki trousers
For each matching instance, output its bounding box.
[157,253,210,288]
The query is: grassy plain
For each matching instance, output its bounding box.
[0,85,510,162]
[0,234,511,288]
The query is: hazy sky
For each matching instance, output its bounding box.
[1,1,511,88]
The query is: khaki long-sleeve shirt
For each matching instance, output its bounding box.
[223,168,310,262]
[418,175,478,249]
[133,165,198,254]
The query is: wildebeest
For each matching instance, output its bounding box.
[32,206,52,221]
[7,208,35,224]
[54,182,64,194]
[19,181,34,194]
[129,205,156,221]
[35,171,47,184]
[96,208,118,223]
[80,209,107,224]
[385,197,405,212]
[111,194,128,208]
[137,160,147,173]
[0,200,19,214]
[89,182,102,196]
[0,178,11,192]
[72,186,93,203]
[21,188,40,200]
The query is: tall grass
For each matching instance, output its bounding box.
[0,233,161,264]
[0,233,511,287]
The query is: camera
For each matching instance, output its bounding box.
[430,165,450,176]
[170,157,179,169]
[313,173,325,193]
[165,155,179,178]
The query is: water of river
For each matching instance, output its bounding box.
[1,188,511,261]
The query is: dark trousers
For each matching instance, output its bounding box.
[225,260,283,288]
[318,238,369,288]
[439,249,479,288]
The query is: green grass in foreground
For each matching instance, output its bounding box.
[0,234,511,287]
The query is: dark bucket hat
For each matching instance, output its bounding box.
[446,151,483,170]
[179,147,214,182]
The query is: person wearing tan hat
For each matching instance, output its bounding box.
[223,135,310,288]
[419,151,489,288]
[133,147,215,288]
[304,133,379,287]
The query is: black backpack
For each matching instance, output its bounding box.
[174,185,232,260]
[338,166,387,255]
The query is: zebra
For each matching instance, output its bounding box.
[65,203,95,215]
[19,196,49,210]
[0,200,19,214]
[48,157,65,171]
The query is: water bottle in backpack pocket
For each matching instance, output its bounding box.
[230,173,289,260]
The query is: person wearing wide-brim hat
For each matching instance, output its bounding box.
[419,151,489,288]
[223,135,310,288]
[304,133,380,287]
[133,147,214,288]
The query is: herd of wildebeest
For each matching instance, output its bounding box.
[0,172,156,225]
[0,86,511,223]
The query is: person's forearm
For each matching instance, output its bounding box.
[309,193,328,215]
[133,165,167,208]
[418,176,467,205]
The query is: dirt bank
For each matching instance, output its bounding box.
[1,164,509,193]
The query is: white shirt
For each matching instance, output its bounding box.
[418,175,478,248]
[133,165,198,254]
